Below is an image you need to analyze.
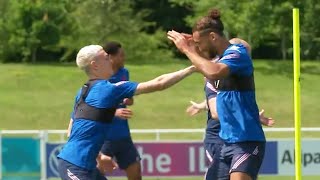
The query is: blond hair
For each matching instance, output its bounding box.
[76,45,103,73]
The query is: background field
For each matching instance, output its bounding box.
[1,60,320,132]
[1,60,320,180]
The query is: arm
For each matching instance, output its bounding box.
[134,66,195,95]
[184,51,230,80]
[207,96,218,120]
[167,30,230,80]
[67,118,73,138]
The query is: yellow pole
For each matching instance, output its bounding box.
[293,8,301,180]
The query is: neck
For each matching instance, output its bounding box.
[216,39,231,56]
[88,74,102,81]
[112,64,121,73]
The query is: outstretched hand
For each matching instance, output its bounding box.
[259,109,275,127]
[186,101,205,116]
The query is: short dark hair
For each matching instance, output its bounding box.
[103,41,122,55]
[193,8,224,36]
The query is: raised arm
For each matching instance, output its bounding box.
[134,66,195,95]
[167,30,229,80]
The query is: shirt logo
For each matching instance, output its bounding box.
[114,81,129,86]
[219,53,240,61]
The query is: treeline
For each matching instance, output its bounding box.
[0,0,319,63]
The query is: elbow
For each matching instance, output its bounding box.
[205,72,220,80]
[210,112,219,120]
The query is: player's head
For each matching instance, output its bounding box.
[103,41,125,69]
[192,9,225,58]
[76,45,113,79]
[229,38,252,55]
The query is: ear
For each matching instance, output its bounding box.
[209,32,217,41]
[90,60,98,70]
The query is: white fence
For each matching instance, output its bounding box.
[2,127,320,141]
[1,128,320,180]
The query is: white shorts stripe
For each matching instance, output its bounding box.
[206,150,213,163]
[67,169,80,180]
[231,153,251,171]
[252,146,259,155]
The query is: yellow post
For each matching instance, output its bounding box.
[293,8,301,180]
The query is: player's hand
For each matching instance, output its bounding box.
[115,108,133,119]
[186,101,204,116]
[123,98,134,106]
[167,30,195,54]
[181,33,193,40]
[96,154,118,174]
[259,109,275,127]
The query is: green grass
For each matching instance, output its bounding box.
[1,60,320,180]
[1,60,320,137]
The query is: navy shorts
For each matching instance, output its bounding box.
[219,141,266,180]
[58,158,107,180]
[204,141,228,180]
[101,138,141,170]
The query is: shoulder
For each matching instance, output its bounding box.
[90,80,114,92]
[221,44,248,61]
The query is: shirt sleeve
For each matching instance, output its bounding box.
[205,81,217,100]
[219,50,251,74]
[112,81,138,101]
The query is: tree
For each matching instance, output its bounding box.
[0,0,75,62]
[70,0,173,64]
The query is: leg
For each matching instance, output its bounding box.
[92,168,108,180]
[230,172,252,180]
[204,142,230,180]
[229,142,266,180]
[115,138,142,180]
[58,158,95,180]
[125,161,142,180]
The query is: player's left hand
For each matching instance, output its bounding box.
[96,154,119,174]
[186,101,204,116]
[259,109,275,127]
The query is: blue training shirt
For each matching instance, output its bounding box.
[216,44,265,143]
[107,67,131,140]
[58,79,138,170]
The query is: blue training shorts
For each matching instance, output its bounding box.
[101,138,141,170]
[58,158,107,180]
[218,141,266,180]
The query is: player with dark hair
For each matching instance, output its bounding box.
[186,38,273,180]
[97,41,142,180]
[168,9,266,180]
